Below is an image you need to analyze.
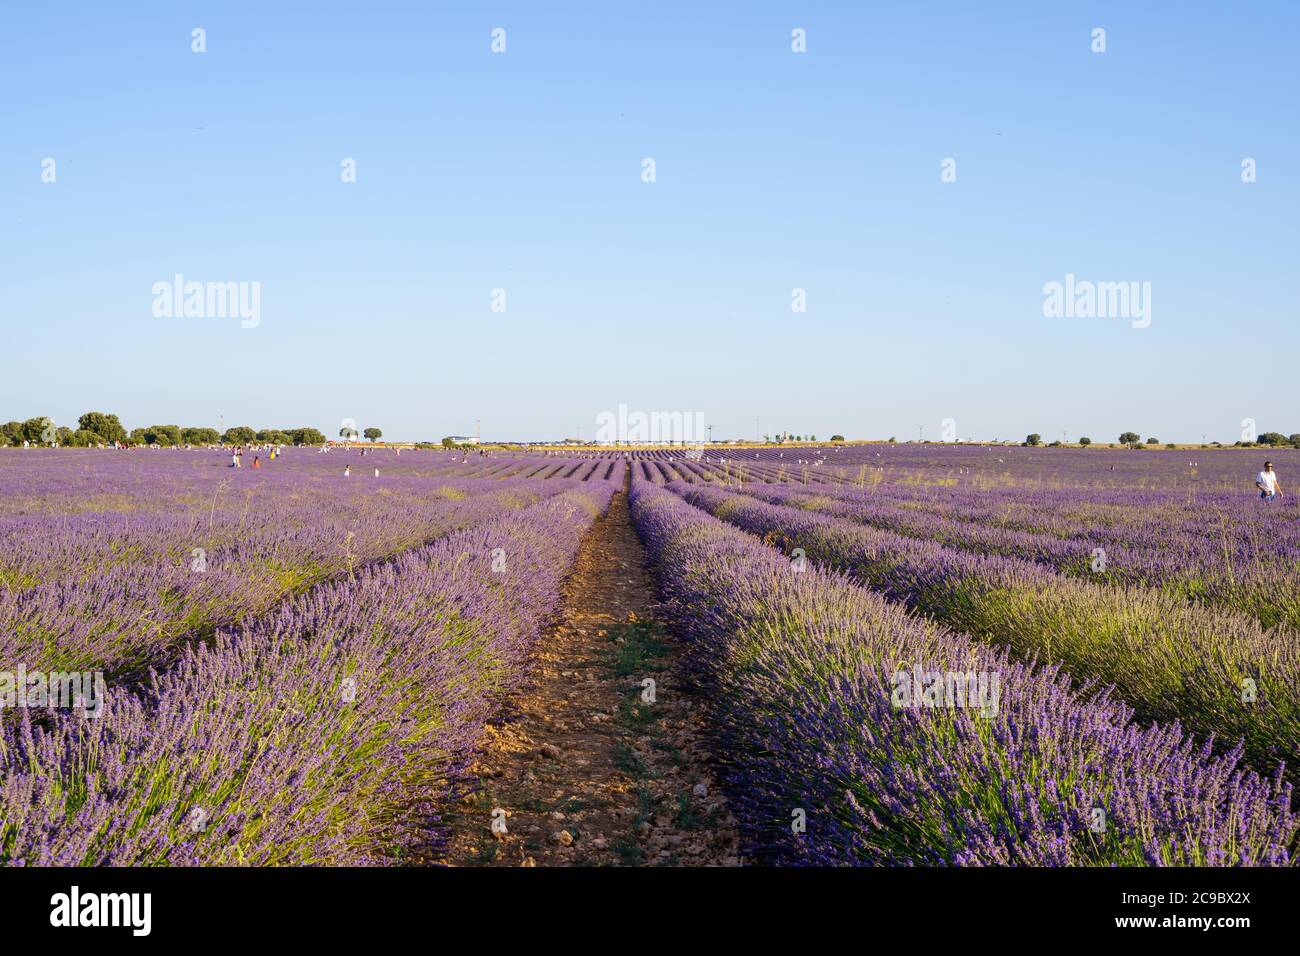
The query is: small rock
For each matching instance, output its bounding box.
[552,830,574,847]
[692,783,708,798]
[520,857,536,867]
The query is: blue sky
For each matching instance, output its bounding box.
[2,1,1296,442]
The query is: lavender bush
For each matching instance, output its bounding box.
[670,482,1300,781]
[631,480,1297,866]
[728,481,1300,630]
[0,482,614,865]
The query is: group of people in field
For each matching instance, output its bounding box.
[228,444,282,470]
[166,443,1293,502]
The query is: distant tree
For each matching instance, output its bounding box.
[363,427,382,442]
[56,426,74,446]
[888,436,896,443]
[222,426,256,445]
[1257,432,1288,446]
[1290,434,1300,448]
[289,428,326,446]
[339,424,359,441]
[831,434,845,442]
[1078,437,1092,446]
[1025,433,1042,446]
[1,422,23,446]
[69,429,102,447]
[1165,443,1176,449]
[77,412,127,444]
[141,424,182,446]
[1145,437,1159,445]
[1118,431,1141,448]
[810,434,817,442]
[1048,440,1062,447]
[442,437,457,449]
[21,417,54,444]
[183,427,222,445]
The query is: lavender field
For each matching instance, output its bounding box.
[1,444,1296,867]
[0,447,619,864]
[11,0,1297,933]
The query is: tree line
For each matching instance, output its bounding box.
[1020,431,1300,448]
[0,412,327,448]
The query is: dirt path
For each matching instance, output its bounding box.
[445,480,740,866]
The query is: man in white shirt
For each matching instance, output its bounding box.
[1256,461,1283,500]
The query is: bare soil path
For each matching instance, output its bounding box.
[445,479,740,866]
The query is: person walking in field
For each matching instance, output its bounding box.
[1256,461,1283,501]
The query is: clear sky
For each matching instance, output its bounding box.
[2,1,1296,443]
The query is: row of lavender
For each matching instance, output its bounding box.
[1,449,628,680]
[706,444,1300,493]
[669,482,1300,784]
[0,481,615,864]
[636,452,1300,630]
[762,473,1300,563]
[0,448,617,515]
[630,481,1296,865]
[2,475,572,679]
[725,482,1300,630]
[629,445,1300,502]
